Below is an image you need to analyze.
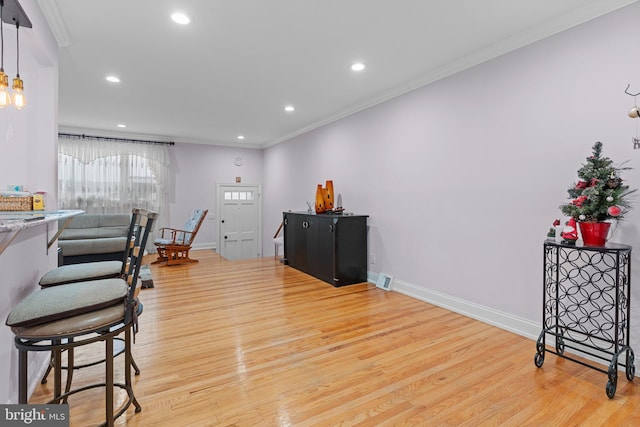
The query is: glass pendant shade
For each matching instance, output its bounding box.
[12,74,23,109]
[11,22,24,109]
[0,70,10,108]
[0,2,7,108]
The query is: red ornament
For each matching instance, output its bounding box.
[552,218,561,226]
[576,181,588,189]
[572,195,588,207]
[608,205,621,217]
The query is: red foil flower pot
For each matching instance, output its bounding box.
[579,221,611,246]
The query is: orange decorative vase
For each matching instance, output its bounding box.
[315,184,326,213]
[324,180,334,211]
[579,222,611,246]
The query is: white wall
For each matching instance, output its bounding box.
[0,0,59,404]
[262,3,640,348]
[167,143,263,249]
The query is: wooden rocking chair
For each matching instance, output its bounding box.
[153,209,208,266]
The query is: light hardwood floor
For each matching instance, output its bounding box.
[29,250,640,426]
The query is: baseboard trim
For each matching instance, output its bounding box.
[379,276,637,371]
[192,243,216,251]
[388,278,541,340]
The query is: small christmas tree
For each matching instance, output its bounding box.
[560,142,636,222]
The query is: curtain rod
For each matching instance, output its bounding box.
[58,132,175,146]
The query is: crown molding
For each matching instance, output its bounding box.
[37,0,71,47]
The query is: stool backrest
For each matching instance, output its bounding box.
[123,208,157,323]
[120,210,141,276]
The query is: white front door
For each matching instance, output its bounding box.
[217,184,261,260]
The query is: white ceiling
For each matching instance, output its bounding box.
[39,0,637,148]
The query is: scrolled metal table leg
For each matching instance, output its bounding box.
[555,336,565,355]
[626,348,636,381]
[534,331,545,368]
[607,354,618,399]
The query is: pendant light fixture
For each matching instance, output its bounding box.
[0,0,11,108]
[0,0,31,110]
[11,21,23,109]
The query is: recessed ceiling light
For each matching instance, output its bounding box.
[350,62,366,72]
[117,124,126,128]
[284,105,295,113]
[237,135,245,140]
[105,75,120,83]
[171,12,190,25]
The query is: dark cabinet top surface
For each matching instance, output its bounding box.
[284,211,369,218]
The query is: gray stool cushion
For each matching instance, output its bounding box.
[6,278,127,327]
[10,304,126,339]
[39,261,122,287]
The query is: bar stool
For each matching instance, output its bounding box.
[37,211,140,387]
[5,209,156,426]
[39,212,140,287]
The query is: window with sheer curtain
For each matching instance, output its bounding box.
[58,135,170,248]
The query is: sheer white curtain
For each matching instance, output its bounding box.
[58,135,170,251]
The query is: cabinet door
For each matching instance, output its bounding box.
[334,217,368,285]
[284,213,311,273]
[306,215,335,284]
[283,213,300,267]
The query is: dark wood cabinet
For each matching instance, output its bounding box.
[283,212,368,286]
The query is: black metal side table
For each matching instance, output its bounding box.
[535,240,635,398]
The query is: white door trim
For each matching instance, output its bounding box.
[216,183,262,259]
